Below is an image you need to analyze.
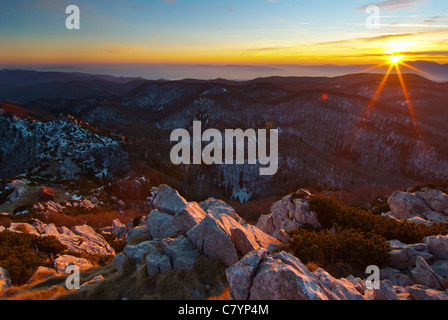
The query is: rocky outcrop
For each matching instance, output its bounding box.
[227,250,367,300]
[424,235,448,260]
[161,236,199,270]
[225,248,267,300]
[0,113,129,180]
[387,189,448,223]
[152,184,188,215]
[122,236,200,276]
[172,202,207,233]
[54,255,94,274]
[8,222,40,235]
[125,226,149,244]
[389,240,432,270]
[199,198,246,225]
[145,246,172,276]
[147,210,180,239]
[411,257,445,290]
[5,219,115,257]
[187,214,239,267]
[256,190,320,240]
[406,285,448,300]
[112,219,128,239]
[416,189,448,215]
[67,225,115,256]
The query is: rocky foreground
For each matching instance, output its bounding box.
[1,184,448,300]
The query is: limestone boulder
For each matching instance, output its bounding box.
[172,202,206,233]
[388,191,432,220]
[406,285,448,300]
[147,210,180,239]
[226,248,267,300]
[411,256,445,290]
[152,184,188,215]
[415,189,448,214]
[186,214,238,267]
[54,255,93,273]
[424,235,448,260]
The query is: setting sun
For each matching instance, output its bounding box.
[389,56,404,64]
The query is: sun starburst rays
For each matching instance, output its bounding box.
[343,54,432,156]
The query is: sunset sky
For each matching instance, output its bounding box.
[1,0,447,78]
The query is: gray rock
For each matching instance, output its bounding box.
[31,219,47,234]
[147,210,180,239]
[255,214,275,236]
[249,255,328,300]
[422,210,448,223]
[186,214,238,267]
[411,256,445,290]
[8,222,39,235]
[125,226,149,244]
[388,191,432,220]
[152,184,188,215]
[245,224,282,251]
[416,189,448,214]
[230,226,260,256]
[315,268,366,300]
[43,223,60,237]
[54,255,93,274]
[161,236,199,269]
[424,235,448,260]
[373,280,400,300]
[172,202,206,233]
[112,219,128,239]
[199,198,245,224]
[123,239,161,267]
[380,267,414,287]
[256,191,319,239]
[430,260,448,278]
[406,285,448,300]
[146,247,172,276]
[226,248,267,300]
[71,224,115,256]
[114,253,126,275]
[389,240,432,270]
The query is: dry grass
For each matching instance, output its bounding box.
[0,268,69,300]
[40,208,143,230]
[127,233,150,246]
[57,254,228,300]
[1,249,229,300]
[1,285,69,300]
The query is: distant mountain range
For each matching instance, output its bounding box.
[1,68,447,202]
[0,69,146,103]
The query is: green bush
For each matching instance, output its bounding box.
[0,231,66,285]
[288,228,391,274]
[308,195,448,244]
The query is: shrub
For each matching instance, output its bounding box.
[0,231,66,285]
[288,228,390,275]
[308,194,448,244]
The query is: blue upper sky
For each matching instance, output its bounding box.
[1,0,447,69]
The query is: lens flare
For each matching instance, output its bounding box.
[389,56,403,64]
